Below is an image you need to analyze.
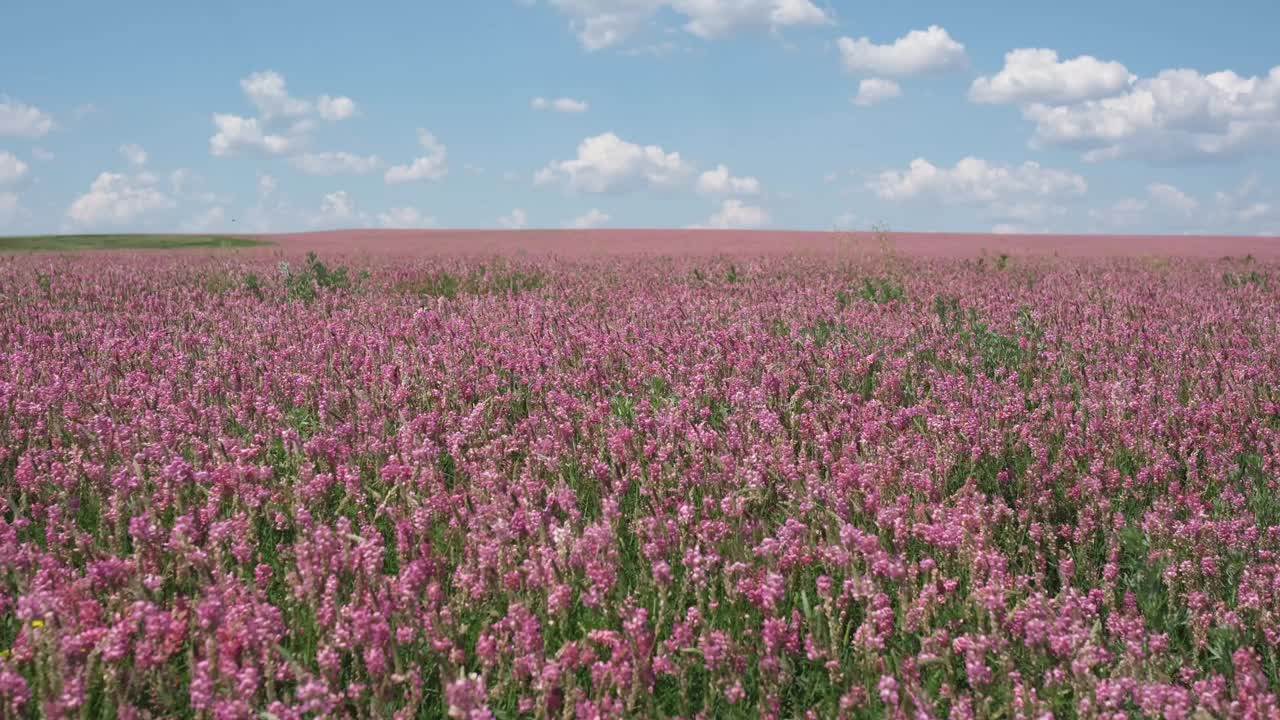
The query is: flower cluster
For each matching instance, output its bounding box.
[0,250,1277,718]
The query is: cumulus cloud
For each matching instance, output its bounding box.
[291,151,381,176]
[700,198,769,228]
[31,147,55,161]
[0,96,54,138]
[306,190,373,228]
[317,95,358,121]
[1208,177,1277,229]
[696,164,760,195]
[209,114,303,156]
[210,71,358,158]
[1147,182,1198,215]
[385,129,448,183]
[0,151,30,186]
[838,26,967,77]
[66,171,175,227]
[564,208,610,228]
[241,71,313,121]
[542,0,828,50]
[120,143,148,167]
[377,206,436,228]
[853,78,902,106]
[984,59,1280,163]
[532,96,590,113]
[970,48,1136,105]
[498,208,529,229]
[676,0,827,39]
[867,156,1088,203]
[1089,178,1275,232]
[319,191,355,219]
[536,132,692,193]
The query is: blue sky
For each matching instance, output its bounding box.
[2,0,1279,235]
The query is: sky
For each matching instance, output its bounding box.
[2,0,1279,236]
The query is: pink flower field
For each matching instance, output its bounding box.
[2,236,1280,719]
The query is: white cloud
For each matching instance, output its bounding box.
[0,151,29,186]
[969,48,1136,105]
[209,114,302,156]
[317,95,358,121]
[536,132,692,193]
[120,143,148,167]
[867,156,1087,203]
[1210,177,1276,228]
[838,26,967,77]
[211,71,358,159]
[1238,202,1271,222]
[702,198,769,228]
[307,190,372,228]
[1090,176,1276,232]
[291,151,381,176]
[676,0,828,39]
[696,164,760,195]
[241,70,312,120]
[532,96,590,113]
[66,171,176,226]
[385,129,448,183]
[1017,65,1280,162]
[853,78,902,106]
[320,191,355,219]
[564,208,610,228]
[31,147,54,161]
[72,103,97,120]
[377,206,436,228]
[544,0,828,50]
[180,206,228,233]
[991,223,1024,234]
[498,208,529,229]
[1146,182,1197,214]
[0,96,54,138]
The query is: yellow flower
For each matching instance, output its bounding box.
[31,620,44,628]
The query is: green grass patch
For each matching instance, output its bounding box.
[399,263,548,300]
[0,234,268,252]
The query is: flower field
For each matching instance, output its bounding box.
[2,247,1279,719]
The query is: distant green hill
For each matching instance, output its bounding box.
[0,234,269,252]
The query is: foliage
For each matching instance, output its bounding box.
[0,251,1278,718]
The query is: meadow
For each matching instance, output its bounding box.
[1,243,1278,718]
[0,235,267,253]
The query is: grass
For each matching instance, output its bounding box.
[0,234,268,252]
